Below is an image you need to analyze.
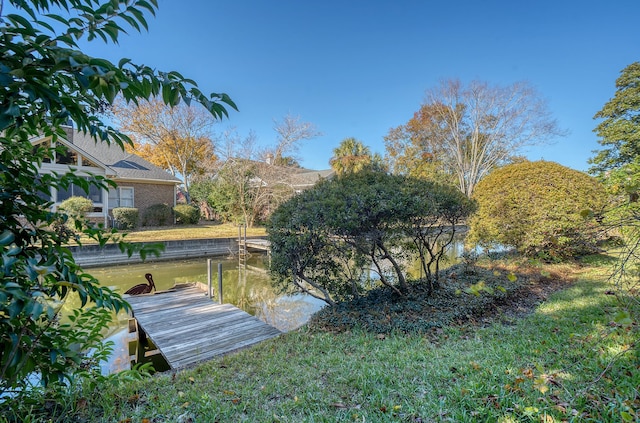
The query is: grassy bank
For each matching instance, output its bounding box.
[64,259,638,422]
[81,223,267,244]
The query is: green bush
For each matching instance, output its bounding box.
[142,203,173,226]
[59,196,93,216]
[58,196,93,229]
[267,171,476,305]
[468,161,609,260]
[112,207,139,229]
[174,204,200,225]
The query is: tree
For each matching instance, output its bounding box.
[384,107,455,184]
[385,79,564,197]
[113,97,218,202]
[468,161,608,260]
[330,137,384,175]
[198,119,320,227]
[0,0,235,411]
[198,130,296,227]
[267,171,475,305]
[589,62,640,200]
[269,113,322,165]
[589,62,640,335]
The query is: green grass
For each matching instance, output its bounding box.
[80,222,267,244]
[70,261,638,422]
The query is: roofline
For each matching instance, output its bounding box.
[113,177,182,185]
[30,134,118,175]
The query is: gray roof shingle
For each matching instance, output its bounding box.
[70,130,181,184]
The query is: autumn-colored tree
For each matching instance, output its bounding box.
[114,97,218,201]
[384,108,454,185]
[385,79,564,197]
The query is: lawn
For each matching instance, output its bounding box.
[83,222,267,244]
[66,256,639,423]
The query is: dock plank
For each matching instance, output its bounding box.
[126,285,281,369]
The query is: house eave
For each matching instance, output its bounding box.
[113,177,182,185]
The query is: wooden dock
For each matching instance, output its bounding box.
[239,238,271,252]
[126,284,281,369]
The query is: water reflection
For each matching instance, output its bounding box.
[89,254,325,333]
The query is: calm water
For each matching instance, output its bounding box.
[89,254,326,373]
[91,254,327,332]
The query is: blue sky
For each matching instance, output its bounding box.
[80,0,639,171]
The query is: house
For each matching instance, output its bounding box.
[287,167,335,193]
[228,158,334,193]
[32,126,181,227]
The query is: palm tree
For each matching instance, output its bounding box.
[330,137,374,176]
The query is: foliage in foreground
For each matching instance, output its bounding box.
[267,171,476,305]
[68,259,638,423]
[468,161,608,261]
[0,0,234,406]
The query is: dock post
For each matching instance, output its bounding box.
[207,258,213,298]
[217,262,223,303]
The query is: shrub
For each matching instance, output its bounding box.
[468,161,609,261]
[174,204,200,225]
[112,207,139,229]
[59,196,93,215]
[267,171,476,305]
[142,203,173,226]
[58,196,93,229]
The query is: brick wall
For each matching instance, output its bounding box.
[113,181,176,220]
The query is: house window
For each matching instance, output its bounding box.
[56,177,103,203]
[80,155,99,168]
[56,147,77,165]
[108,187,134,209]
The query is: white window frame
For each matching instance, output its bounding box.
[108,186,135,209]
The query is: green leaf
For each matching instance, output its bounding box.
[0,229,15,246]
[614,310,633,326]
[7,14,34,30]
[621,411,634,422]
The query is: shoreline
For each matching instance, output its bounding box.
[71,237,266,268]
